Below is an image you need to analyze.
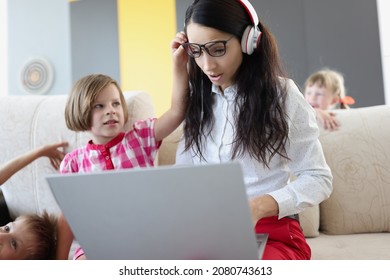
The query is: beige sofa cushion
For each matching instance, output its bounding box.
[299,206,320,237]
[306,232,390,260]
[319,105,390,234]
[157,125,183,166]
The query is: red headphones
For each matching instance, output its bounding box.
[238,0,262,55]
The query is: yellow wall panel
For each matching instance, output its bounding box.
[118,0,176,116]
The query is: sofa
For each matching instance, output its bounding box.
[1,92,389,259]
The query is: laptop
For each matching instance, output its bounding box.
[46,162,268,260]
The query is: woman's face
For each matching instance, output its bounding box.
[186,23,243,92]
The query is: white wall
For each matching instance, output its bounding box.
[0,0,8,97]
[8,0,72,95]
[377,0,390,104]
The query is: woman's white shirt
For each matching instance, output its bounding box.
[175,79,333,218]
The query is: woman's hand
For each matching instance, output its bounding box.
[171,31,189,69]
[249,195,279,226]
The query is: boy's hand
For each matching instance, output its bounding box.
[38,141,69,170]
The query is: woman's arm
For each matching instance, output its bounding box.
[269,81,333,219]
[0,141,68,185]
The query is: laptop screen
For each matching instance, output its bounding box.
[47,162,266,260]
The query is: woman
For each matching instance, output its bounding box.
[171,0,333,260]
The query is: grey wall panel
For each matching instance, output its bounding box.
[176,0,192,32]
[70,0,120,84]
[176,0,385,107]
[254,0,307,91]
[303,0,384,107]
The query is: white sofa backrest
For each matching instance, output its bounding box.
[0,91,156,219]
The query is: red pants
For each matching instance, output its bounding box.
[255,216,311,260]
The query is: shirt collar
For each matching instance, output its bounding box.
[211,84,238,100]
[87,132,125,151]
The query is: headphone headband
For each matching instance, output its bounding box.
[238,0,262,55]
[238,0,259,26]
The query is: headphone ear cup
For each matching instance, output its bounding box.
[241,25,254,54]
[241,25,262,55]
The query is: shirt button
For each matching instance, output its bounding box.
[106,156,110,160]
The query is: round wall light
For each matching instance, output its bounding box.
[20,57,54,95]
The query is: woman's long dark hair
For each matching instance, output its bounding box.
[183,0,289,167]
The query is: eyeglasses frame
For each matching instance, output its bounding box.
[181,37,234,58]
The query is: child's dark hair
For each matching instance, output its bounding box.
[16,211,58,260]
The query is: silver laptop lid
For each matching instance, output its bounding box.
[47,162,264,260]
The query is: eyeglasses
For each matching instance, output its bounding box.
[181,37,233,58]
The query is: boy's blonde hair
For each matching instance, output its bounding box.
[304,68,348,108]
[65,74,129,131]
[16,211,57,260]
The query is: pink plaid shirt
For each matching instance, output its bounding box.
[60,118,161,174]
[60,118,160,260]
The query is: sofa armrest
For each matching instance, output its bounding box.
[0,188,12,224]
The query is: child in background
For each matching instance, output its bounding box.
[304,68,355,131]
[59,64,188,258]
[0,142,68,260]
